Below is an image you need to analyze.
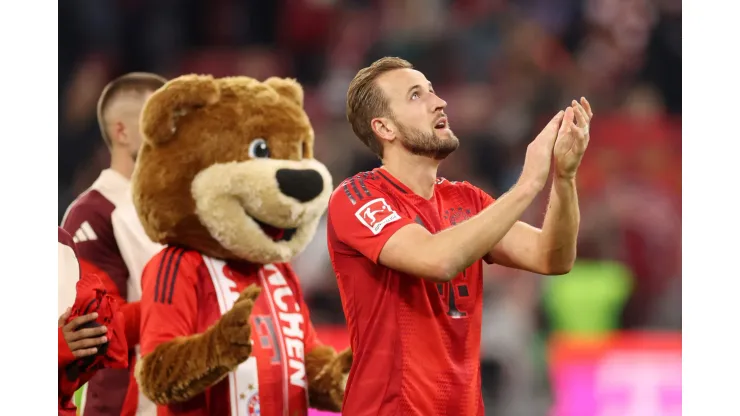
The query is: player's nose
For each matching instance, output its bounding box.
[275,168,324,202]
[432,94,447,112]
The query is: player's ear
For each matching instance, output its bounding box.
[371,117,395,143]
[140,74,220,146]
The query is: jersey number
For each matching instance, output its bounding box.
[437,281,469,318]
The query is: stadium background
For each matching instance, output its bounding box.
[58,0,682,415]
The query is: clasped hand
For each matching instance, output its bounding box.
[553,97,593,179]
[59,308,108,359]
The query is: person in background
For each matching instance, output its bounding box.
[58,227,109,415]
[61,72,167,416]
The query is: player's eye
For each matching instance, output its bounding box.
[248,138,270,159]
[411,92,420,100]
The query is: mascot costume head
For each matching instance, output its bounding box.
[132,74,351,414]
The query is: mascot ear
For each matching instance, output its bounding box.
[264,77,304,107]
[140,74,220,146]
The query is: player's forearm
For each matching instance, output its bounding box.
[431,183,539,280]
[537,176,580,274]
[136,332,232,404]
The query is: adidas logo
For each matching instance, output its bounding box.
[72,221,98,243]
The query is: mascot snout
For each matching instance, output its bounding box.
[276,168,324,202]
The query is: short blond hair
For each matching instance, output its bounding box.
[97,72,167,147]
[346,57,413,158]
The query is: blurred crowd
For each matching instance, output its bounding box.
[59,0,681,414]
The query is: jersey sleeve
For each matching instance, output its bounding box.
[58,227,79,258]
[110,206,164,302]
[140,247,199,357]
[327,183,416,263]
[58,227,80,316]
[463,182,498,264]
[62,198,143,343]
[468,182,496,209]
[62,197,129,302]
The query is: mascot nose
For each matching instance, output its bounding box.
[276,169,324,202]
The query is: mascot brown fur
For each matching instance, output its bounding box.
[131,74,351,414]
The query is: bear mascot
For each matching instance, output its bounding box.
[130,74,351,416]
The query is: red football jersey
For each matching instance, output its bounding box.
[326,167,495,416]
[58,227,81,416]
[58,226,130,415]
[62,169,163,415]
[137,247,320,416]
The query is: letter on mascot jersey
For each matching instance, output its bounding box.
[140,248,317,415]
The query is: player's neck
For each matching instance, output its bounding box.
[381,154,439,200]
[109,148,135,180]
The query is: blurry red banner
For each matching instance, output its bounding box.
[548,331,682,416]
[314,328,683,415]
[315,326,350,351]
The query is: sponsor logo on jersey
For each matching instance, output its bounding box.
[72,221,98,243]
[354,198,401,235]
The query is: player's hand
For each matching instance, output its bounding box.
[553,97,593,179]
[518,110,565,192]
[58,308,108,358]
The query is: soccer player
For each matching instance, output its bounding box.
[58,226,109,415]
[327,57,593,415]
[61,72,167,416]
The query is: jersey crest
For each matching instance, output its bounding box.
[443,207,473,226]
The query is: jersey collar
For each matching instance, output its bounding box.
[374,167,436,202]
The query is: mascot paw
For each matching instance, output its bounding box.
[340,373,348,391]
[336,347,352,391]
[305,346,353,412]
[135,286,261,407]
[336,347,353,374]
[235,284,262,305]
[213,285,261,365]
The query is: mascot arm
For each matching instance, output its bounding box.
[300,299,352,411]
[135,249,261,404]
[305,343,353,412]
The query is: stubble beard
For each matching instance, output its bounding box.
[395,119,460,160]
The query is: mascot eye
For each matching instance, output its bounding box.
[248,138,270,159]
